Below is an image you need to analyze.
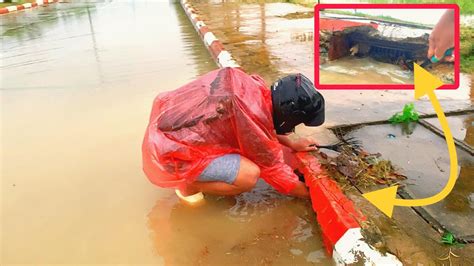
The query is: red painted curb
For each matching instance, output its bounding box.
[295,152,365,254]
[295,152,401,264]
[319,18,378,31]
[0,0,58,16]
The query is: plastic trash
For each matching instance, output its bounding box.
[388,103,419,124]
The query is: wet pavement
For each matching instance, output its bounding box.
[425,113,474,149]
[192,0,472,128]
[349,119,474,240]
[192,1,312,83]
[1,1,330,264]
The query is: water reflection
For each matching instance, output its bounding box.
[444,114,474,217]
[173,0,218,75]
[0,2,99,40]
[85,5,104,85]
[192,1,290,83]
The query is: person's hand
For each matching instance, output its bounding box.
[290,137,318,152]
[428,10,455,62]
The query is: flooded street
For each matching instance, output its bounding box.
[191,1,314,83]
[2,0,473,264]
[1,1,330,264]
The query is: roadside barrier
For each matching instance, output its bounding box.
[0,0,58,15]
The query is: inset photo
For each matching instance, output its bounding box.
[315,4,460,89]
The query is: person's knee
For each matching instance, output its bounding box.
[235,158,260,192]
[243,163,259,191]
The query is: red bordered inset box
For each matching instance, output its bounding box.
[314,4,460,90]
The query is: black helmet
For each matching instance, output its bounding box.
[271,73,325,135]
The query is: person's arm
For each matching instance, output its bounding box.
[276,134,294,148]
[428,9,455,62]
[288,181,310,198]
[258,161,309,199]
[276,134,319,152]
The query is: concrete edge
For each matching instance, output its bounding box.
[0,0,58,15]
[295,152,402,265]
[179,0,239,68]
[178,1,401,264]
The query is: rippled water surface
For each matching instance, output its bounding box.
[1,1,330,264]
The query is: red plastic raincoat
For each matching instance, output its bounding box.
[142,67,298,194]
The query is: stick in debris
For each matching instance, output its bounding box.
[310,137,362,151]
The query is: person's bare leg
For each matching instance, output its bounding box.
[189,157,260,196]
[288,181,310,199]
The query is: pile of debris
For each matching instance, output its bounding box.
[319,146,407,189]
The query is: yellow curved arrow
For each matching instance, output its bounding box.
[362,63,458,217]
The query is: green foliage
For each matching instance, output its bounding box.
[388,103,419,124]
[460,27,474,73]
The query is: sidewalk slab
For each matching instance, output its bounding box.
[424,113,474,149]
[348,121,474,241]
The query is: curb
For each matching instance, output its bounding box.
[179,1,401,264]
[180,0,239,68]
[0,0,58,15]
[319,18,378,31]
[296,152,401,265]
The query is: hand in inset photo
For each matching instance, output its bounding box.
[428,9,455,62]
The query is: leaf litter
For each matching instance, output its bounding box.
[320,144,407,188]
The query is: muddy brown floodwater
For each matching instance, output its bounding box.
[1,1,331,265]
[319,57,414,84]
